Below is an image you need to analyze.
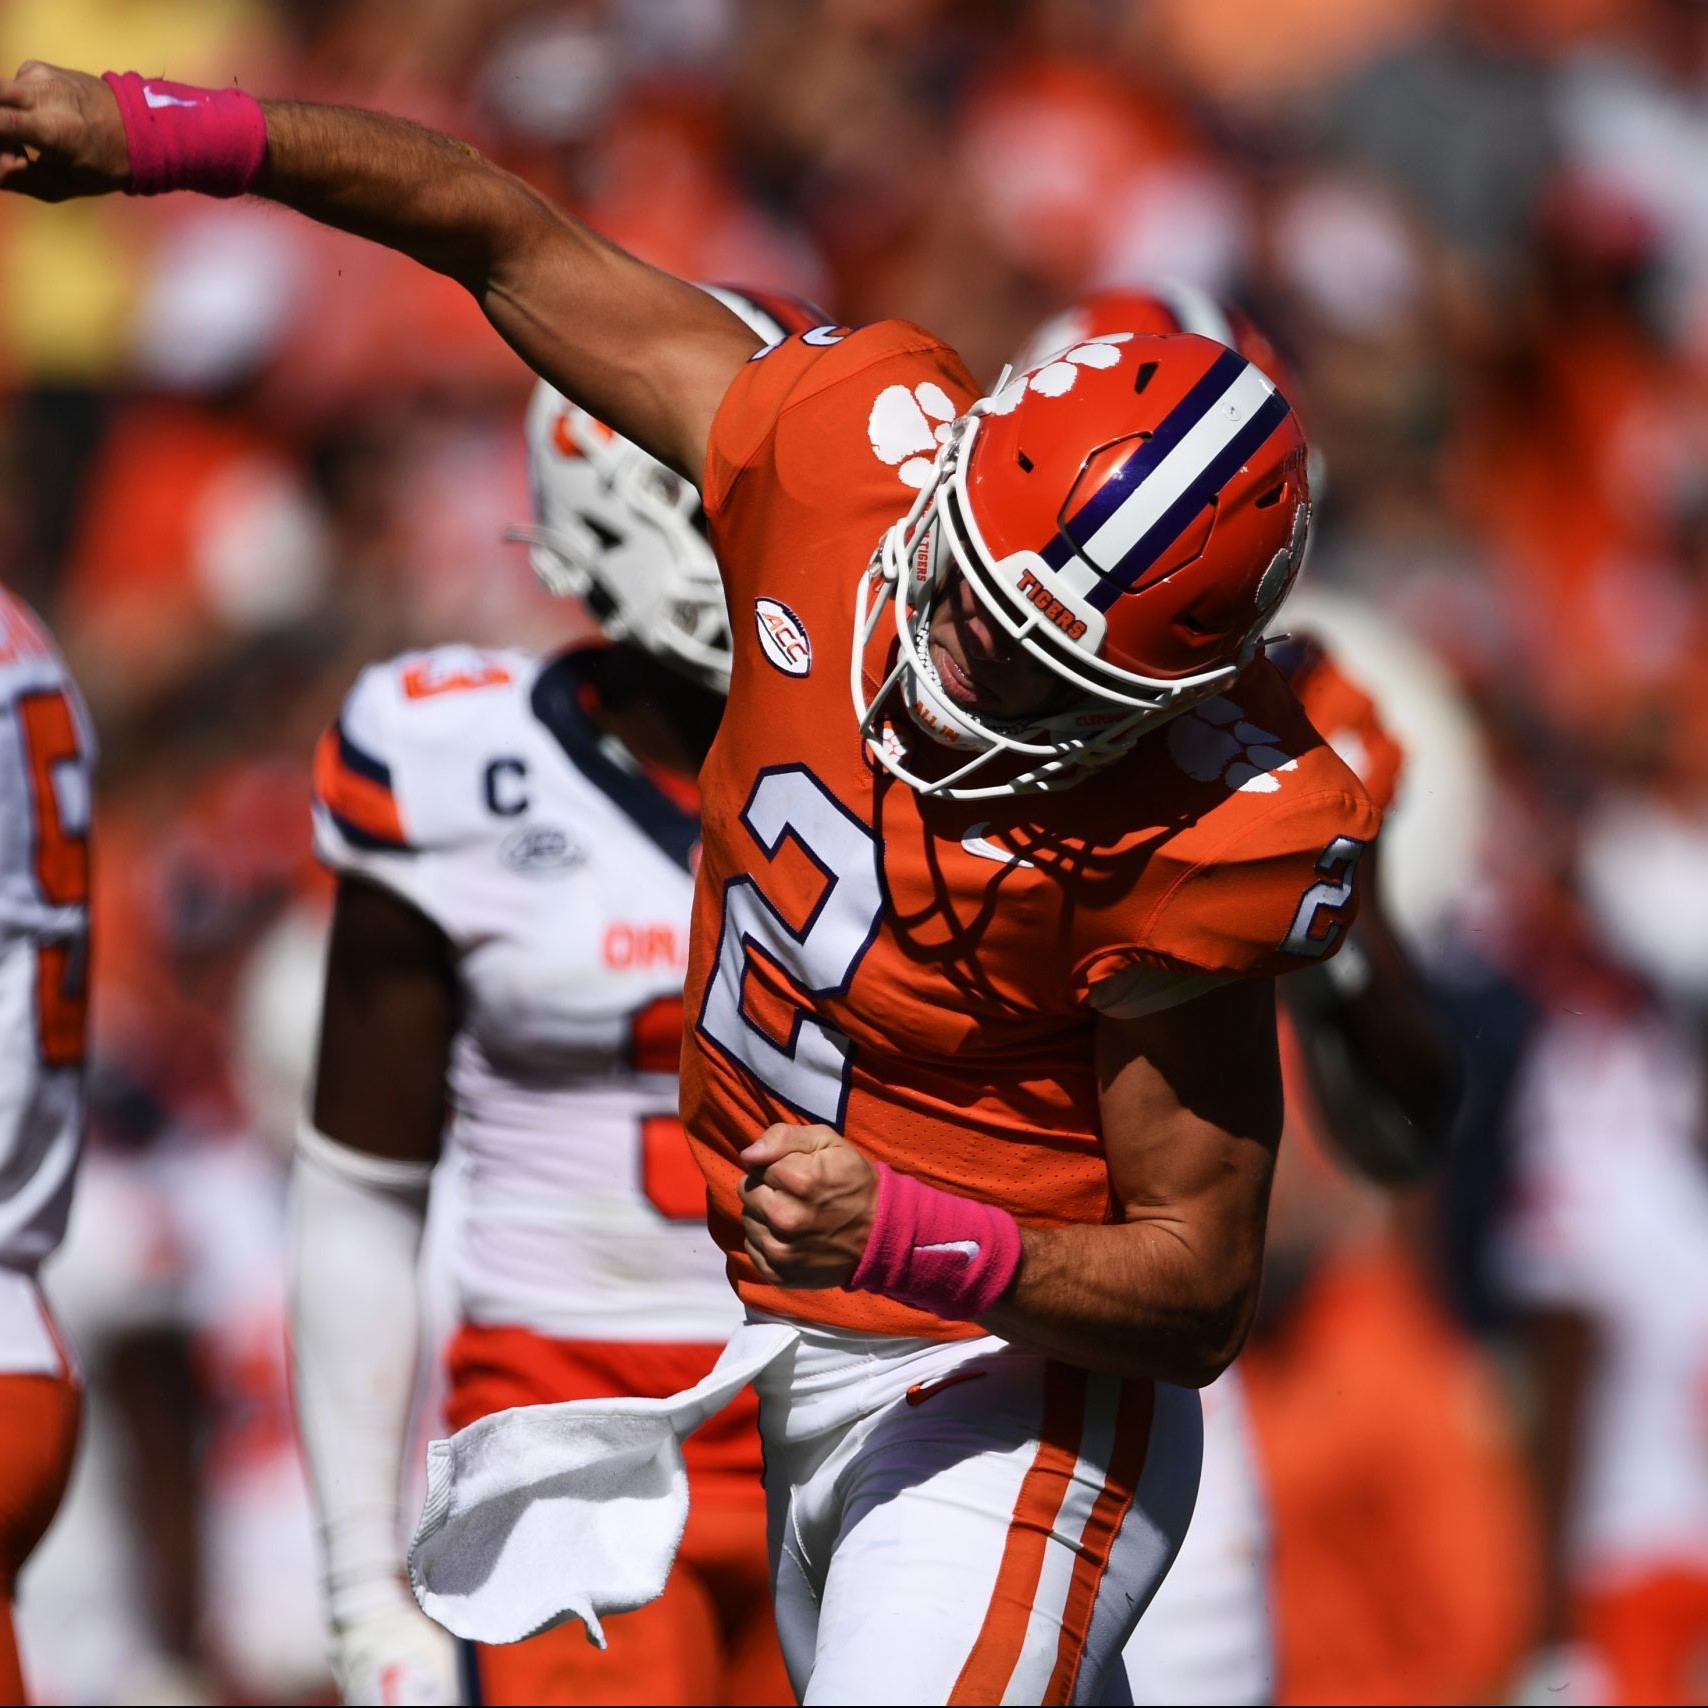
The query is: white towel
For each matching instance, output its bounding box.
[406,1322,798,1647]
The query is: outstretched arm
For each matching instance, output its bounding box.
[0,62,758,477]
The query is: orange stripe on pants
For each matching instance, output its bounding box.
[1046,1380,1155,1704]
[950,1363,1088,1705]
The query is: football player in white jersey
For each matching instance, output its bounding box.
[291,288,817,1707]
[0,585,92,1704]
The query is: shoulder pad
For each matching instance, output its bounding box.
[1071,667,1381,995]
[313,646,535,863]
[705,320,979,521]
[1140,753,1380,980]
[1270,630,1406,816]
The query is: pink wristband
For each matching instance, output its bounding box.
[844,1162,1022,1321]
[102,71,267,197]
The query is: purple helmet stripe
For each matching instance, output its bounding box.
[1085,386,1292,612]
[1039,347,1248,573]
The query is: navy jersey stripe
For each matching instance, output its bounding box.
[325,804,414,854]
[335,718,394,789]
[530,650,701,875]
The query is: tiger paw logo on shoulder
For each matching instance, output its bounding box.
[1167,697,1299,794]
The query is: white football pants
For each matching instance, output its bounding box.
[752,1318,1203,1706]
[1122,1366,1275,1705]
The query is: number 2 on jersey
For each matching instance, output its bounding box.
[17,688,91,1067]
[697,766,883,1129]
[1282,834,1365,960]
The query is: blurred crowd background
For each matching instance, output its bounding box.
[5,0,1708,1702]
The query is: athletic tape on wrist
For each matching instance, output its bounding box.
[844,1161,1022,1321]
[295,1119,435,1196]
[102,71,266,197]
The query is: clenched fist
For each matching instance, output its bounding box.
[0,62,131,201]
[739,1123,878,1289]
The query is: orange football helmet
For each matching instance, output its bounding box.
[1014,280,1299,401]
[855,325,1311,797]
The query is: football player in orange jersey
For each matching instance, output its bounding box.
[1017,285,1460,1706]
[2,71,1381,1704]
[292,288,811,1708]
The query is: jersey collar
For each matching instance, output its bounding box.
[530,649,701,874]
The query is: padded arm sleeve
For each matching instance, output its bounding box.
[288,1121,433,1629]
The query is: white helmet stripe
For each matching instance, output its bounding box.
[1050,360,1281,604]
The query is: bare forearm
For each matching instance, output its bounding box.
[255,102,659,423]
[979,1219,1260,1385]
[256,100,743,471]
[256,100,547,292]
[0,66,752,473]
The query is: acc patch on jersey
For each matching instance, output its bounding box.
[500,824,585,877]
[755,598,811,677]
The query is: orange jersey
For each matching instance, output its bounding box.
[682,322,1380,1338]
[1269,632,1405,818]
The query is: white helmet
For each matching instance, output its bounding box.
[514,285,823,691]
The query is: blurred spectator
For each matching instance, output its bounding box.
[1329,0,1560,286]
[1497,985,1708,1706]
[1245,1089,1540,1706]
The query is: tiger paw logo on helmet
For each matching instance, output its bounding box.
[1167,697,1299,795]
[983,333,1133,415]
[868,381,959,488]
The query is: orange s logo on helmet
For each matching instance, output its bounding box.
[552,411,616,459]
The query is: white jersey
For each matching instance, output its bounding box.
[313,643,736,1344]
[0,587,93,1368]
[1496,1006,1708,1585]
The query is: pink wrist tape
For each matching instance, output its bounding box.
[102,71,266,197]
[845,1162,1022,1321]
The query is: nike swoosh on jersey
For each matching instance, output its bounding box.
[960,823,1035,868]
[914,1238,981,1261]
[905,1370,989,1407]
[143,88,200,108]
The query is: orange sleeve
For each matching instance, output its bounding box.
[311,715,410,853]
[1073,779,1381,999]
[1271,633,1406,816]
[701,321,979,600]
